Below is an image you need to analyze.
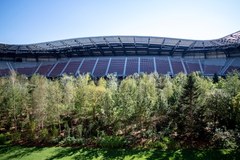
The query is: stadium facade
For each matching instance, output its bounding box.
[0,31,240,77]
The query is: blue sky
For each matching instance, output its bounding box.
[0,0,240,44]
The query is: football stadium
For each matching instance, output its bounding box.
[0,31,240,78]
[2,0,240,159]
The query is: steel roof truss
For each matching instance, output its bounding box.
[170,40,181,56]
[89,38,105,56]
[104,38,116,55]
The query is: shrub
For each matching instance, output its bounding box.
[10,132,21,142]
[50,127,59,139]
[147,137,179,150]
[212,128,238,149]
[39,128,49,141]
[59,136,83,146]
[0,134,7,144]
[98,135,128,148]
[147,140,168,150]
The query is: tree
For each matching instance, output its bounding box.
[136,74,158,131]
[232,92,240,129]
[204,89,231,130]
[222,71,240,97]
[47,80,64,133]
[102,74,118,126]
[117,77,138,135]
[61,75,77,116]
[30,75,49,130]
[176,73,202,141]
[5,72,30,132]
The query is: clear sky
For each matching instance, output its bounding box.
[0,0,240,44]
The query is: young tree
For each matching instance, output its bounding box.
[233,92,240,129]
[30,75,49,130]
[61,75,77,115]
[75,74,91,117]
[5,72,30,132]
[47,80,64,133]
[176,73,202,141]
[204,89,231,130]
[136,74,158,131]
[117,77,138,135]
[222,71,240,97]
[101,74,118,126]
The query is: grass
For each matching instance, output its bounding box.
[0,145,240,160]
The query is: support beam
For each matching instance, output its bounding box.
[123,57,127,77]
[181,58,187,74]
[198,60,204,74]
[158,38,165,55]
[118,37,126,55]
[7,62,14,71]
[60,41,72,48]
[153,57,157,73]
[47,62,58,77]
[26,46,34,54]
[168,57,173,75]
[89,38,105,56]
[105,58,112,76]
[91,58,99,76]
[134,37,137,55]
[182,41,196,57]
[104,38,116,55]
[138,57,140,73]
[46,43,57,50]
[34,62,42,74]
[170,40,181,56]
[75,58,85,77]
[60,58,71,76]
[147,38,150,55]
[74,40,94,56]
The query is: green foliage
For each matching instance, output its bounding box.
[204,89,232,129]
[0,71,240,148]
[59,136,84,145]
[147,137,178,150]
[39,128,49,141]
[174,74,203,141]
[98,135,128,148]
[10,132,21,142]
[0,134,7,145]
[212,128,238,149]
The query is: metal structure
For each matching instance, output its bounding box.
[0,31,240,61]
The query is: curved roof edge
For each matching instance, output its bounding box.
[0,31,240,57]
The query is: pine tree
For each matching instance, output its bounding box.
[176,74,201,141]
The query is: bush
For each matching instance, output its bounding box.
[98,135,128,148]
[0,134,7,144]
[147,140,168,150]
[39,128,49,141]
[10,132,21,142]
[212,128,238,149]
[147,137,179,150]
[59,136,83,146]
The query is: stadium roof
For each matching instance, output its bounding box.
[0,31,240,58]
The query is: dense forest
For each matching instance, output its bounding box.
[0,71,240,149]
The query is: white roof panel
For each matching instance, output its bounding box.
[135,37,148,44]
[119,37,134,43]
[149,37,164,44]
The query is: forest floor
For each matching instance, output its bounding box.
[0,145,240,160]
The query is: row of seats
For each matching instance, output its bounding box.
[0,57,239,77]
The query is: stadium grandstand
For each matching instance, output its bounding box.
[0,31,240,78]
